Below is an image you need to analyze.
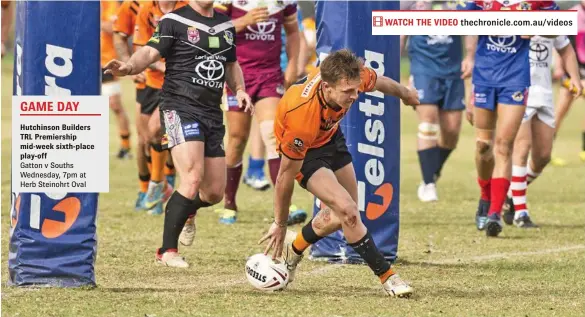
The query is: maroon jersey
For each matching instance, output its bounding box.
[215,0,297,75]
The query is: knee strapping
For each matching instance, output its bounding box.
[418,122,440,140]
[259,120,278,160]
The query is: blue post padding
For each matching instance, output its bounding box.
[310,0,400,263]
[9,1,100,287]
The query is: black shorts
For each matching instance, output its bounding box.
[136,87,146,105]
[298,129,353,189]
[101,68,115,83]
[141,86,161,115]
[159,105,225,157]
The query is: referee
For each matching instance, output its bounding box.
[104,0,253,268]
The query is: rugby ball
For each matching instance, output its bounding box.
[245,253,290,291]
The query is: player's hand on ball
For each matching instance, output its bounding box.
[236,89,254,115]
[400,87,420,106]
[103,59,133,77]
[258,221,287,260]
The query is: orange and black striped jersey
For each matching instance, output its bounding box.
[114,0,145,89]
[100,0,120,67]
[134,0,188,89]
[275,66,377,161]
[114,0,140,37]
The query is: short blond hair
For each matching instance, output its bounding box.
[320,49,363,86]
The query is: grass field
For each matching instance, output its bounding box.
[2,53,584,317]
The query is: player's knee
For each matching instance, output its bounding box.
[418,122,439,141]
[259,120,278,159]
[228,133,248,154]
[476,139,493,159]
[180,170,203,195]
[494,137,513,158]
[337,200,360,229]
[534,152,551,169]
[441,129,460,149]
[201,189,223,205]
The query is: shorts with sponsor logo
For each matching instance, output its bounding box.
[226,71,285,112]
[159,105,225,157]
[141,86,161,115]
[523,105,555,128]
[410,75,465,111]
[471,84,529,111]
[296,129,352,189]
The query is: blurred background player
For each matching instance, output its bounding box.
[133,0,186,215]
[101,0,132,160]
[458,0,560,237]
[400,1,464,202]
[213,0,306,225]
[551,0,585,165]
[113,0,152,211]
[1,1,12,59]
[502,36,582,228]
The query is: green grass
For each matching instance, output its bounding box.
[2,53,585,317]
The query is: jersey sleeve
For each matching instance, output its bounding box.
[284,3,298,18]
[146,18,176,59]
[554,36,571,50]
[102,1,119,23]
[214,0,232,16]
[277,103,317,161]
[359,67,378,93]
[456,0,480,10]
[226,26,237,63]
[114,1,138,36]
[133,5,153,46]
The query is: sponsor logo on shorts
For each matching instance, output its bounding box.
[182,122,200,137]
[474,92,487,104]
[187,27,200,44]
[512,91,524,102]
[417,89,424,100]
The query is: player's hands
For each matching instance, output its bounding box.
[466,102,474,126]
[258,221,287,260]
[568,77,583,98]
[104,59,133,77]
[132,72,146,84]
[553,67,565,81]
[284,64,297,89]
[245,7,269,25]
[461,56,474,79]
[236,89,254,115]
[400,86,420,106]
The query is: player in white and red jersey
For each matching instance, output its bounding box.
[502,36,582,228]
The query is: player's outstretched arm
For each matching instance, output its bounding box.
[461,35,477,79]
[374,75,420,106]
[283,13,300,88]
[399,35,408,57]
[104,45,161,77]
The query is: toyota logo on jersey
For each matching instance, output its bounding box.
[487,36,517,53]
[529,41,549,66]
[246,19,277,41]
[193,59,224,89]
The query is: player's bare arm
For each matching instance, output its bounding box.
[374,75,420,106]
[259,156,303,259]
[461,35,477,79]
[113,32,131,62]
[283,13,300,88]
[225,61,254,114]
[557,42,583,97]
[231,6,269,33]
[1,2,13,57]
[399,35,408,57]
[103,45,161,77]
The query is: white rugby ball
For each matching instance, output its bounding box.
[245,253,290,291]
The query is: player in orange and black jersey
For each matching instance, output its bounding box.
[259,49,418,297]
[101,0,132,159]
[133,0,188,215]
[114,0,155,211]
